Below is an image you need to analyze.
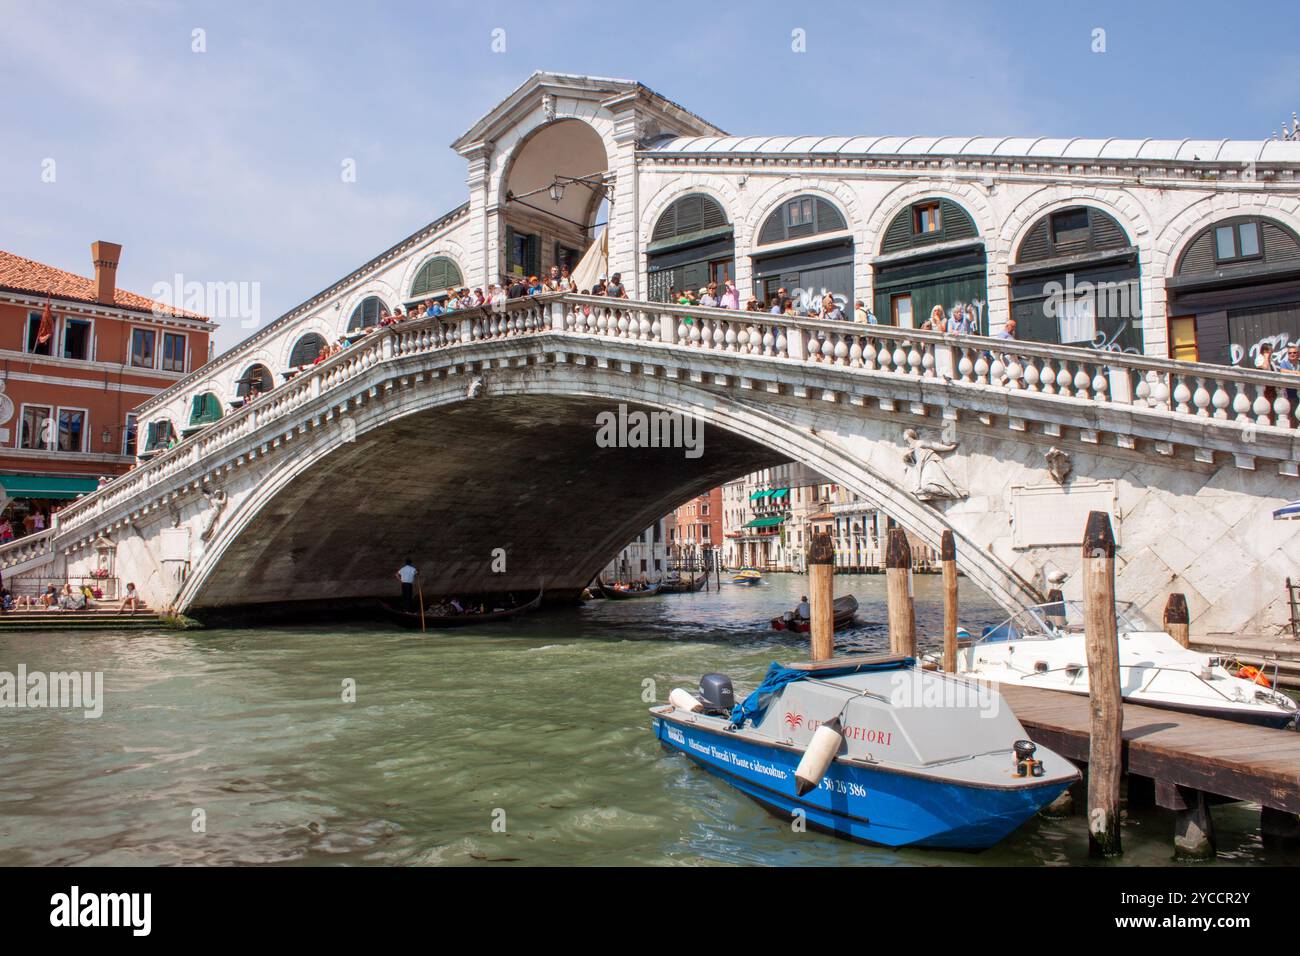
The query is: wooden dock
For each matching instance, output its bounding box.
[1000,684,1300,826]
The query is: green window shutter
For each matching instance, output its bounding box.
[411,257,462,297]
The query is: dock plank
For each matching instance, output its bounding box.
[1000,685,1300,813]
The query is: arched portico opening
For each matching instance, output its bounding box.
[500,119,611,288]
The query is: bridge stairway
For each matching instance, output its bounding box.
[0,607,169,632]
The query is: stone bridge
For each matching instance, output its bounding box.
[5,294,1300,633]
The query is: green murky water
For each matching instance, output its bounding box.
[0,573,1283,866]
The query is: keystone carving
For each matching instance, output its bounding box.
[1044,446,1073,485]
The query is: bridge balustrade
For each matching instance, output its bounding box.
[7,292,1298,563]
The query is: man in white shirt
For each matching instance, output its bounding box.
[396,558,418,611]
[796,595,810,620]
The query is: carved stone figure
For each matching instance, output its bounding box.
[541,93,555,123]
[467,376,486,399]
[902,428,967,501]
[200,489,228,542]
[1044,446,1073,485]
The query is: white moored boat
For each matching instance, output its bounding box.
[952,600,1298,728]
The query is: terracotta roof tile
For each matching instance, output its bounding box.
[0,249,209,320]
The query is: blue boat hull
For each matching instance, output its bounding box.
[654,715,1071,850]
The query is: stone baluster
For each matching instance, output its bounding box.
[1038,356,1055,395]
[1232,381,1252,423]
[775,326,789,358]
[861,335,876,371]
[1275,387,1293,429]
[849,335,864,368]
[1173,374,1193,415]
[957,347,974,383]
[1022,356,1041,392]
[1192,377,1211,417]
[1253,383,1274,427]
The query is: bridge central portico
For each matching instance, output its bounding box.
[10,292,1300,634]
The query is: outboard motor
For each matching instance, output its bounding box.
[1013,739,1045,778]
[698,673,735,716]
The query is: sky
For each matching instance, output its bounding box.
[2,0,1298,354]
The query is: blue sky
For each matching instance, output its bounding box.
[2,0,1297,353]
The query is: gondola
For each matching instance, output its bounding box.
[596,580,663,600]
[771,594,859,633]
[658,574,709,594]
[380,589,543,628]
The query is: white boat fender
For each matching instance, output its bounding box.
[669,688,703,713]
[795,720,844,796]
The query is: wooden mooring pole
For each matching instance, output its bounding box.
[941,530,958,673]
[1083,510,1122,858]
[886,528,914,657]
[1163,593,1190,649]
[808,533,835,661]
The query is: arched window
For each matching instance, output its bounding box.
[236,364,274,398]
[651,194,729,243]
[1009,205,1140,352]
[647,194,734,302]
[187,392,223,429]
[1175,216,1300,276]
[1169,216,1300,367]
[289,333,327,367]
[1016,206,1131,263]
[346,296,390,333]
[143,419,176,453]
[757,196,847,245]
[410,257,463,298]
[880,198,978,254]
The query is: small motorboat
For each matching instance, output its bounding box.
[732,568,762,586]
[380,589,543,629]
[951,600,1298,728]
[658,574,709,594]
[772,594,858,632]
[652,655,1078,850]
[597,579,663,600]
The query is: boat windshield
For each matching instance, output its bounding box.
[976,600,1154,643]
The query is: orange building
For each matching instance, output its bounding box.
[670,487,723,565]
[0,242,212,533]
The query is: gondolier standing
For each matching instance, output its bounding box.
[396,558,418,611]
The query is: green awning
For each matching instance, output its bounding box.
[769,488,789,499]
[743,516,785,529]
[0,474,99,499]
[748,490,770,501]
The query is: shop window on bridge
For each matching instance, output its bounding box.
[289,333,327,368]
[235,364,274,399]
[1167,215,1300,367]
[754,196,852,310]
[143,419,176,454]
[506,227,540,278]
[347,297,390,333]
[410,257,463,299]
[873,198,985,330]
[647,194,734,303]
[1009,205,1141,352]
[187,392,223,430]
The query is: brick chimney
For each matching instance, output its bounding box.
[91,241,122,305]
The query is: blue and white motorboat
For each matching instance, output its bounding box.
[652,655,1078,850]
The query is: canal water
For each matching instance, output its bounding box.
[0,573,1283,866]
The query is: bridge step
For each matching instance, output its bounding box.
[0,608,170,630]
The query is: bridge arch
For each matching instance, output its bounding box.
[173,359,1043,616]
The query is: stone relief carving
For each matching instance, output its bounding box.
[902,428,967,502]
[541,93,555,123]
[200,489,228,543]
[467,376,486,399]
[1044,446,1073,485]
